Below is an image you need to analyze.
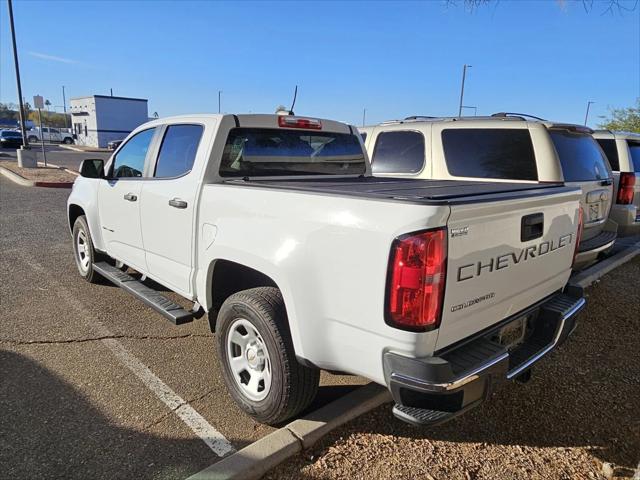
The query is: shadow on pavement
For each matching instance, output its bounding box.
[0,349,249,480]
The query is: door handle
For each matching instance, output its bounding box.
[600,178,613,186]
[169,198,188,209]
[123,193,137,202]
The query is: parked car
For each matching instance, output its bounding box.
[592,130,640,237]
[359,114,616,269]
[0,129,24,148]
[107,139,124,151]
[68,113,585,427]
[27,127,74,144]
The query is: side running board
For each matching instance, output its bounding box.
[92,262,195,325]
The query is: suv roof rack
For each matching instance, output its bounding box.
[491,112,547,121]
[404,115,439,121]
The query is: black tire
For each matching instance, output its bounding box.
[72,215,103,283]
[63,137,73,144]
[28,136,38,143]
[216,287,320,425]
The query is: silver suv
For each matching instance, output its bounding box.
[592,130,640,237]
[359,114,617,269]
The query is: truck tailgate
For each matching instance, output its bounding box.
[436,189,581,351]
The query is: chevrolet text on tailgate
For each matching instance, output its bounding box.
[67,113,585,426]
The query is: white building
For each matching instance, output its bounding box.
[69,95,148,148]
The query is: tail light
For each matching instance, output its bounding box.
[572,207,584,268]
[617,172,636,205]
[385,228,447,331]
[278,116,322,130]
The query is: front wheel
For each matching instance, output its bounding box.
[216,287,320,425]
[63,137,73,144]
[72,215,102,283]
[28,136,38,143]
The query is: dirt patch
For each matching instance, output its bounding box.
[267,257,640,480]
[0,160,77,183]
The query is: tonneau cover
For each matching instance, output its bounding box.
[224,177,578,205]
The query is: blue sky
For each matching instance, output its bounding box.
[1,1,638,127]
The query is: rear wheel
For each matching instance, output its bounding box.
[72,215,102,283]
[216,287,320,425]
[28,135,38,143]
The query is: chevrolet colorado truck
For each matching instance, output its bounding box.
[67,113,585,426]
[360,114,616,269]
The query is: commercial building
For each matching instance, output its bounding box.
[69,95,148,148]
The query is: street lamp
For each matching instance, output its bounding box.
[584,101,595,126]
[7,0,29,149]
[458,64,472,118]
[461,105,477,116]
[218,90,222,114]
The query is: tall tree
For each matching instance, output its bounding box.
[598,99,640,133]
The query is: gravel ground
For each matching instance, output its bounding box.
[267,257,640,480]
[0,160,77,182]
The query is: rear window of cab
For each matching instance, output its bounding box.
[627,141,640,173]
[441,128,538,181]
[219,128,366,177]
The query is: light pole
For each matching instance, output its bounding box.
[458,64,472,118]
[362,108,366,127]
[7,0,29,148]
[218,90,222,114]
[461,105,477,116]
[62,85,70,130]
[584,101,595,126]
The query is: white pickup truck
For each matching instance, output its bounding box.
[27,126,74,144]
[67,113,585,426]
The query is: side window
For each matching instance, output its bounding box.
[154,124,203,178]
[596,139,619,171]
[442,129,538,181]
[360,132,367,143]
[628,141,640,173]
[112,128,155,178]
[371,131,425,174]
[51,128,60,134]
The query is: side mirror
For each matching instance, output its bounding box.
[79,159,105,179]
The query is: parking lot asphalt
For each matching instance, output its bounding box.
[0,143,111,171]
[0,175,366,479]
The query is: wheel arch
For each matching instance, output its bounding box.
[68,203,85,233]
[205,258,279,333]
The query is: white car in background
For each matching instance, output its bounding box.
[27,127,74,144]
[593,130,640,237]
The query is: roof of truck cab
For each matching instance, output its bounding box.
[136,113,354,134]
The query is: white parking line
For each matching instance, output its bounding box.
[20,254,235,458]
[102,337,235,457]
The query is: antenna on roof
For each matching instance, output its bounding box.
[289,85,298,115]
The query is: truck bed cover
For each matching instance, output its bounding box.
[224,177,579,205]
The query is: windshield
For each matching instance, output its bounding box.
[549,129,611,182]
[219,128,366,177]
[1,131,22,138]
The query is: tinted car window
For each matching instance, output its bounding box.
[154,124,203,178]
[112,128,155,178]
[441,129,538,180]
[220,128,365,177]
[628,141,640,173]
[360,132,367,143]
[549,130,611,182]
[596,139,619,171]
[371,131,425,174]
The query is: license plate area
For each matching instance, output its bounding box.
[491,315,531,350]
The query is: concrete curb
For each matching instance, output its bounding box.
[568,239,640,290]
[0,165,74,188]
[188,383,392,480]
